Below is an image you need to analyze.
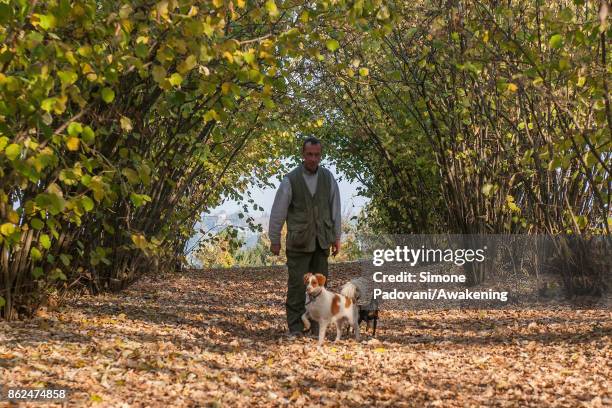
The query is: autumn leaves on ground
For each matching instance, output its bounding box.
[1,263,610,407]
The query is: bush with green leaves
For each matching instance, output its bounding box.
[290,0,611,237]
[0,0,391,319]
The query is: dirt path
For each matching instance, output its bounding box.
[1,264,610,407]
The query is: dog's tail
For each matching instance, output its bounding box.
[341,281,359,301]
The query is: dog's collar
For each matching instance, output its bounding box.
[305,290,322,305]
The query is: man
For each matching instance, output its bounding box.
[269,136,342,337]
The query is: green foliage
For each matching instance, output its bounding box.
[233,228,287,267]
[0,0,375,319]
[202,216,365,268]
[3,0,607,319]
[193,227,246,268]
[329,215,365,263]
[289,0,611,235]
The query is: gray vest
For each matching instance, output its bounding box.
[286,164,335,252]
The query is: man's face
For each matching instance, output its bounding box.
[302,142,322,173]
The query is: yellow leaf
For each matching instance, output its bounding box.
[374,347,386,353]
[31,13,56,30]
[90,394,103,403]
[156,1,170,21]
[223,51,234,63]
[481,183,495,196]
[0,223,16,236]
[131,233,148,250]
[178,55,197,74]
[7,210,19,224]
[267,66,277,77]
[66,137,80,151]
[265,0,279,18]
[236,0,246,8]
[77,45,92,57]
[121,19,133,33]
[202,22,214,38]
[212,0,223,7]
[508,202,520,213]
[169,73,183,87]
[506,195,521,213]
[65,51,78,65]
[204,109,220,122]
[47,182,64,197]
[119,4,133,19]
[330,347,338,353]
[57,95,68,114]
[507,83,518,92]
[120,116,133,132]
[81,63,93,75]
[289,389,300,400]
[222,82,232,95]
[187,6,198,16]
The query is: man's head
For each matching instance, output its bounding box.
[302,136,322,173]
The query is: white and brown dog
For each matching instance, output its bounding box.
[301,273,360,346]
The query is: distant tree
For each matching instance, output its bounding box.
[235,226,287,267]
[330,213,366,263]
[193,227,244,268]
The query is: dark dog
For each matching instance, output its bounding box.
[341,281,379,336]
[357,303,379,336]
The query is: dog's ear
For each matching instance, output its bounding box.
[303,273,312,285]
[315,273,326,287]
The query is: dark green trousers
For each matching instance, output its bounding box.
[285,241,330,332]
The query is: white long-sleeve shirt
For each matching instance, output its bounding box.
[268,165,341,246]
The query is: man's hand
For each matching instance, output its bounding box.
[270,243,281,256]
[332,239,341,257]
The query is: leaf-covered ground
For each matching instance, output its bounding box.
[1,264,610,407]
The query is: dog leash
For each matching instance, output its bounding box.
[304,291,321,306]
